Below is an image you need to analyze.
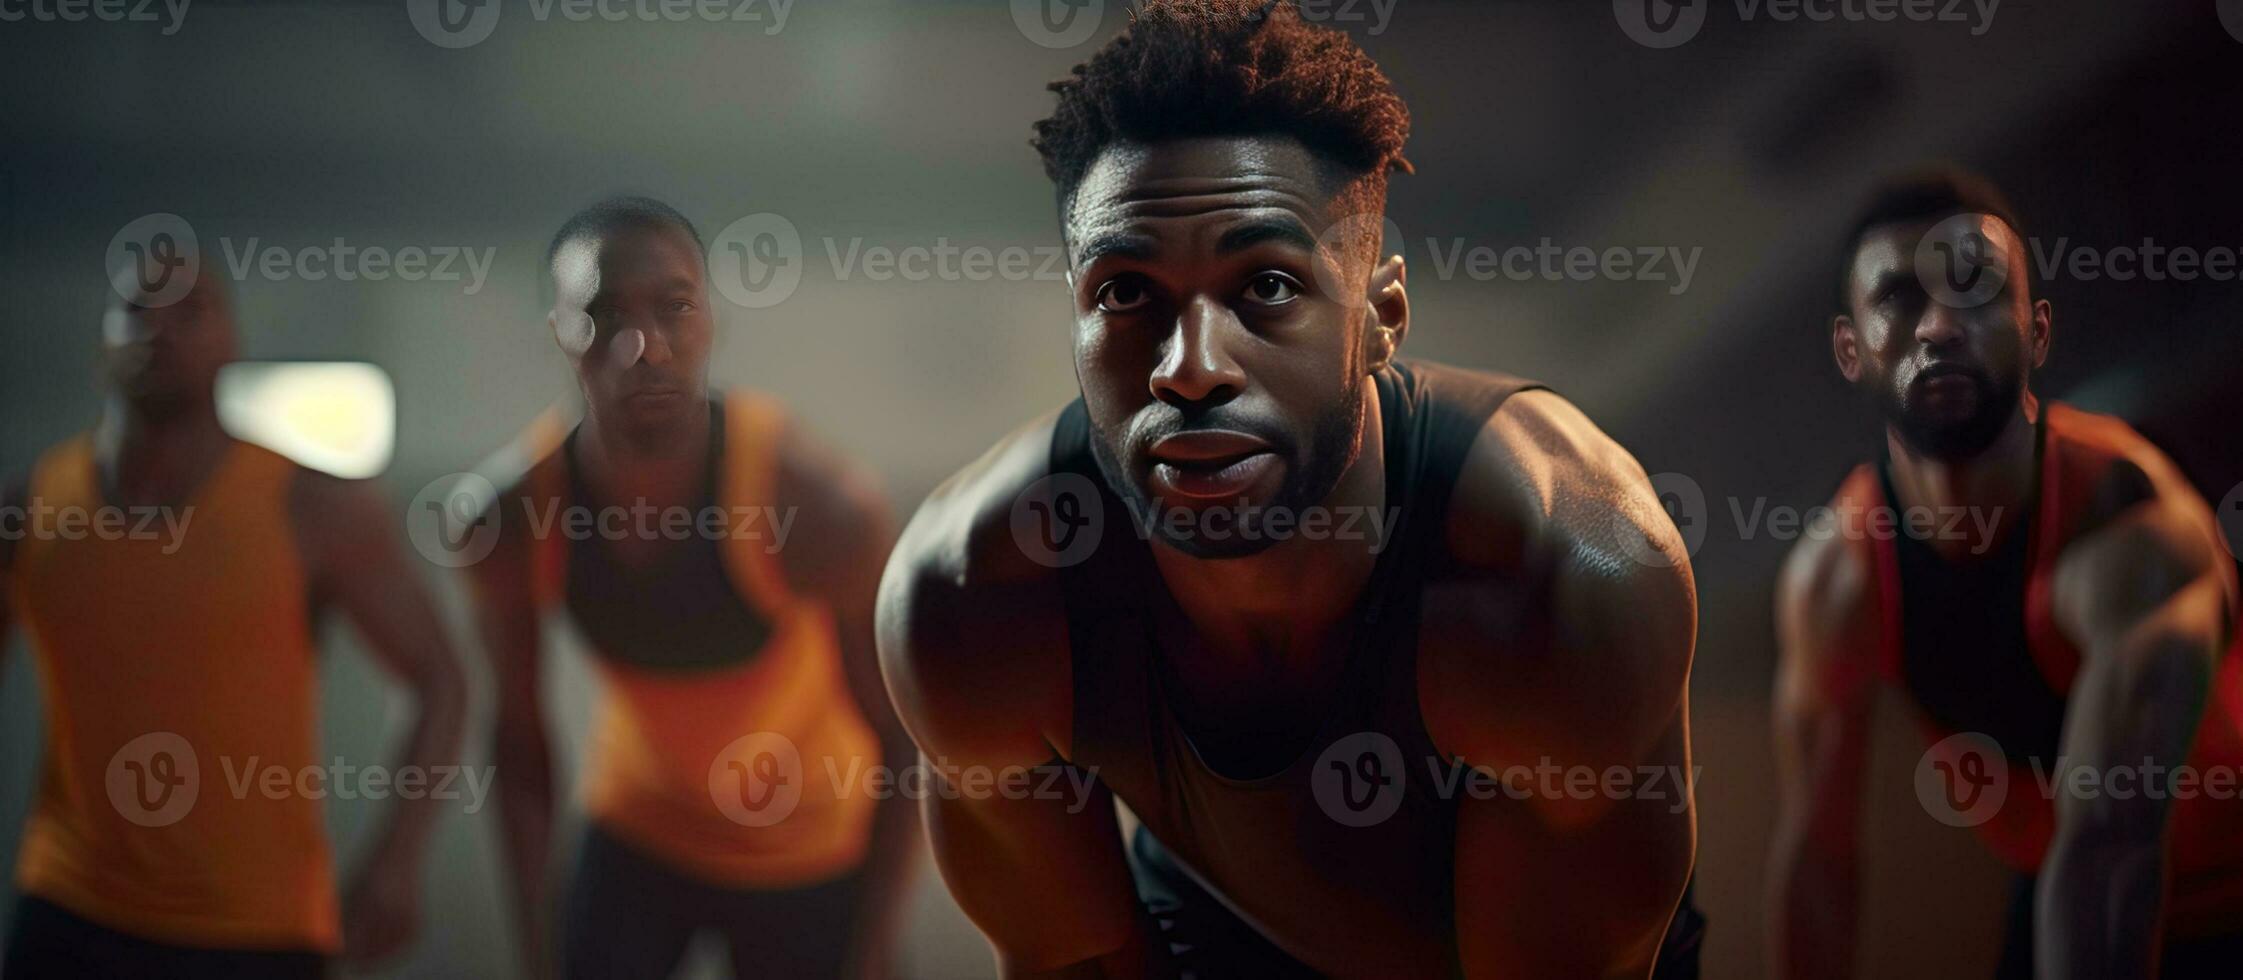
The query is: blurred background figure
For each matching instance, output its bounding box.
[1768,171,2243,979]
[4,2,2242,977]
[465,197,914,979]
[0,269,467,976]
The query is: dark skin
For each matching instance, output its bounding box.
[879,135,1698,978]
[1770,215,2236,979]
[472,222,916,980]
[0,272,469,967]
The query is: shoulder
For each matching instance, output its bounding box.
[1444,388,1687,584]
[1772,467,1887,707]
[876,408,1074,761]
[2043,403,2236,635]
[768,405,890,536]
[1421,388,1695,762]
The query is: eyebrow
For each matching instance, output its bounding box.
[1217,218,1318,255]
[1073,232,1158,267]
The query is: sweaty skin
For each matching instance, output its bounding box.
[2,272,469,968]
[879,135,1698,979]
[473,221,915,979]
[1769,216,2237,980]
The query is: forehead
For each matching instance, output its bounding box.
[552,223,703,300]
[1067,136,1343,255]
[1848,213,2021,285]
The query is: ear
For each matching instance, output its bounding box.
[1831,313,1863,383]
[2027,298,2052,370]
[1361,253,1409,375]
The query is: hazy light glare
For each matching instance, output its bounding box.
[217,362,397,479]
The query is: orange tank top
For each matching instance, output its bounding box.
[9,436,338,951]
[505,391,877,888]
[1835,403,2243,936]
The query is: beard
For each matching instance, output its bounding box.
[1089,385,1368,560]
[1877,362,2024,461]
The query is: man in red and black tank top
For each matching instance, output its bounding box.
[1769,170,2243,979]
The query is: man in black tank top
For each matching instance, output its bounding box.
[877,4,1702,976]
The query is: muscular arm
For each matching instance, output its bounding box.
[465,495,557,980]
[1422,391,1697,979]
[1766,528,1879,980]
[293,473,470,965]
[2038,494,2236,979]
[774,420,918,978]
[875,422,1169,980]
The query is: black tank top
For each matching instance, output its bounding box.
[562,403,774,671]
[1051,360,1543,977]
[1879,421,2066,768]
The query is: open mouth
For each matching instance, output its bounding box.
[1147,431,1280,501]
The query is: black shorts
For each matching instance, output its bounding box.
[1,895,328,980]
[561,822,864,980]
[1127,825,1706,978]
[1997,874,2243,979]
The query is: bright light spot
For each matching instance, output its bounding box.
[217,362,396,479]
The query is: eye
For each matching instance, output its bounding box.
[1242,272,1302,306]
[666,299,696,315]
[1095,275,1153,313]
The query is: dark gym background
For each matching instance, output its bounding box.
[3,1,2239,976]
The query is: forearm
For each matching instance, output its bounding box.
[1768,813,1858,980]
[365,663,468,865]
[2037,826,2167,980]
[492,730,558,969]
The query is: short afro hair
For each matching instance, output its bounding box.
[1032,0,1412,216]
[547,195,704,268]
[1835,167,2024,312]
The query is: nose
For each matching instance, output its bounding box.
[1914,300,1966,351]
[639,322,675,367]
[1149,296,1246,411]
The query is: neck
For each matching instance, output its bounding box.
[1149,389,1386,659]
[95,393,230,494]
[1883,394,2040,545]
[577,398,712,497]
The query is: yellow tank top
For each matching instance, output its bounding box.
[9,437,338,951]
[510,391,878,888]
